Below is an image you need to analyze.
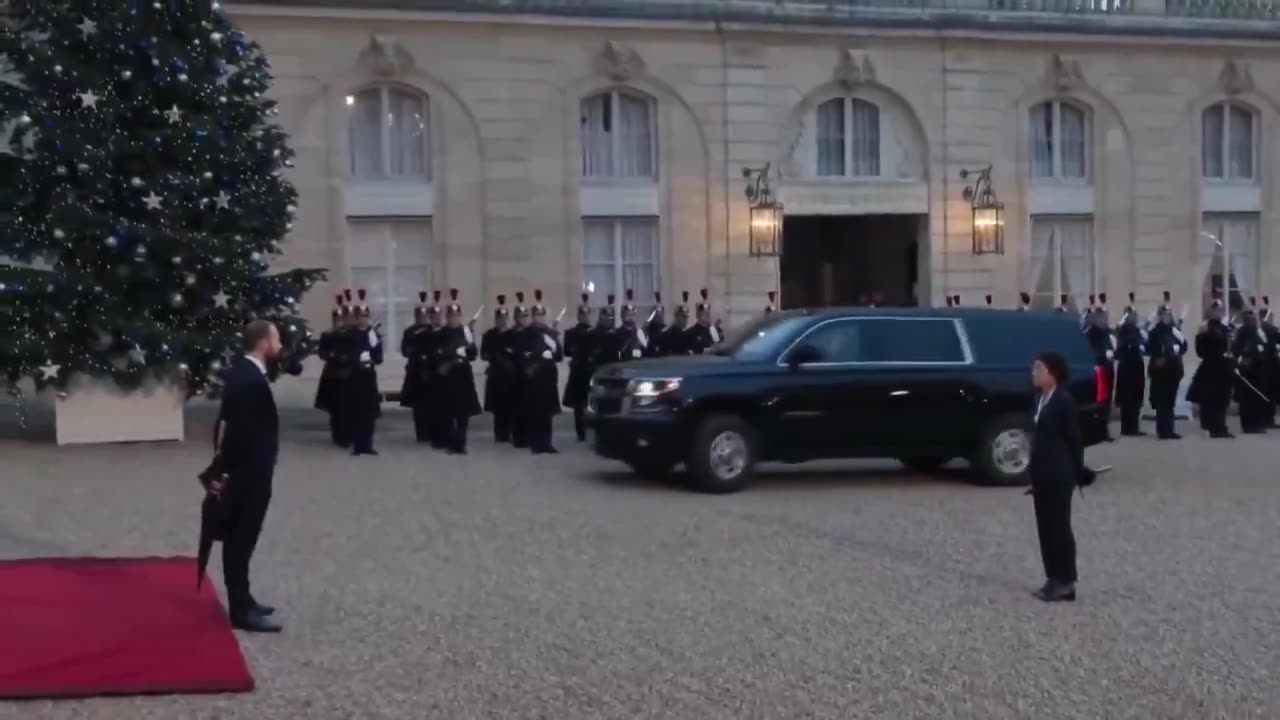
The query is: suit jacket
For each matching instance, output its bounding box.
[217,355,279,491]
[1027,389,1084,492]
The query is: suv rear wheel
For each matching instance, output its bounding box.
[972,413,1032,486]
[687,414,756,494]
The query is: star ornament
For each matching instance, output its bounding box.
[163,105,182,124]
[213,191,232,209]
[39,363,61,380]
[79,91,100,108]
[77,18,98,36]
[142,192,162,210]
[213,291,230,308]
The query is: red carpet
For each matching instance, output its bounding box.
[0,556,254,699]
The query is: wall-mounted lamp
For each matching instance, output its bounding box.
[960,165,1004,256]
[742,164,783,258]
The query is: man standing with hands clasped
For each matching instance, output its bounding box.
[212,319,285,633]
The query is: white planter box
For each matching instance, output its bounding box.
[55,379,185,445]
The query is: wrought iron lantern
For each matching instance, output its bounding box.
[960,165,1004,256]
[742,164,783,258]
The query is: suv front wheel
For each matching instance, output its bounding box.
[972,413,1032,486]
[687,414,756,494]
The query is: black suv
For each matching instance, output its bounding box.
[585,308,1110,493]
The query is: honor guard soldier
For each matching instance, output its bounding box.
[509,292,532,448]
[1055,293,1070,313]
[1114,293,1149,437]
[480,295,518,443]
[422,291,450,448]
[1261,297,1280,428]
[400,291,433,443]
[1017,292,1031,311]
[662,292,694,355]
[1083,294,1117,441]
[1230,298,1269,434]
[687,288,721,354]
[563,289,597,442]
[434,290,482,453]
[519,290,563,454]
[617,289,649,361]
[315,293,351,447]
[1147,292,1186,439]
[765,291,777,314]
[646,292,667,357]
[1188,290,1234,438]
[343,290,384,455]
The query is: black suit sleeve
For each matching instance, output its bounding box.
[1060,394,1084,481]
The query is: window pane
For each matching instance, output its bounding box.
[617,92,654,179]
[584,263,615,299]
[389,220,430,265]
[798,320,861,363]
[1202,106,1224,179]
[1056,218,1094,303]
[857,318,965,363]
[816,99,845,177]
[348,89,382,178]
[1202,213,1260,314]
[1227,104,1253,180]
[346,220,387,267]
[580,94,613,178]
[849,99,880,177]
[582,220,616,263]
[1059,103,1087,179]
[1028,217,1056,307]
[1029,102,1053,179]
[387,90,428,180]
[620,219,656,263]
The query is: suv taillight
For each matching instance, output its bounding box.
[1094,365,1108,404]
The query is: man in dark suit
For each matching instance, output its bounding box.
[1028,351,1086,603]
[212,319,285,633]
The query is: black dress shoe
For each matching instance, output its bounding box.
[231,609,282,633]
[1210,431,1235,439]
[1033,582,1077,603]
[249,597,275,616]
[1157,433,1182,440]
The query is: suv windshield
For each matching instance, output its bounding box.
[711,311,812,361]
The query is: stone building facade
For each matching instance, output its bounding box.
[229,0,1280,367]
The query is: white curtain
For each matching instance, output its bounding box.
[348,89,382,178]
[1028,219,1055,308]
[617,93,654,178]
[580,94,613,178]
[1059,103,1087,179]
[1057,219,1094,308]
[387,90,428,180]
[849,99,880,177]
[1201,214,1260,315]
[1029,102,1053,178]
[815,99,844,177]
[621,219,658,305]
[1202,106,1224,179]
[346,220,431,342]
[582,219,617,298]
[1227,104,1253,180]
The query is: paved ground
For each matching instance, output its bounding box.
[1,396,1278,720]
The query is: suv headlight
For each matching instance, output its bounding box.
[626,378,681,407]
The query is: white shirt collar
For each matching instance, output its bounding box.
[246,354,268,376]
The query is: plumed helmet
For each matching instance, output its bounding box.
[495,294,509,318]
[447,288,462,316]
[531,289,546,316]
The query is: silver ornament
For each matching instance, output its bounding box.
[104,235,118,248]
[53,228,65,239]
[185,273,197,286]
[202,171,213,180]
[121,70,132,80]
[129,176,144,187]
[178,73,188,82]
[55,165,67,176]
[17,114,31,125]
[211,32,223,42]
[54,65,63,74]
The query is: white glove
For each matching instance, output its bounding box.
[541,350,552,360]
[1259,344,1266,353]
[359,350,371,363]
[631,349,642,358]
[367,329,379,347]
[455,346,466,357]
[1104,350,1114,360]
[1172,343,1181,353]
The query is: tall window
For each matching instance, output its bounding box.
[1029,100,1088,180]
[1202,102,1256,181]
[347,220,430,345]
[347,87,430,181]
[815,97,880,178]
[580,90,656,180]
[582,218,659,306]
[1028,216,1094,310]
[1199,214,1259,314]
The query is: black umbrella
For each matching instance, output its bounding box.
[196,456,229,589]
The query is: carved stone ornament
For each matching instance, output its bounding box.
[833,49,875,90]
[1047,54,1085,93]
[596,41,646,83]
[359,34,415,79]
[1219,59,1254,95]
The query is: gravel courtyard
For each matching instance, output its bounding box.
[1,400,1278,720]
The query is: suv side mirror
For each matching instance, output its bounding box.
[786,343,821,368]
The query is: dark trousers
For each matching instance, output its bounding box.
[572,406,587,441]
[350,414,377,453]
[527,413,554,452]
[328,411,348,447]
[1201,399,1229,434]
[223,481,272,618]
[493,411,512,442]
[1155,404,1176,438]
[1238,391,1268,432]
[1118,402,1141,435]
[1033,486,1077,585]
[412,404,431,442]
[511,413,529,448]
[448,416,470,452]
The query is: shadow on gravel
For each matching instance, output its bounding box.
[588,464,973,494]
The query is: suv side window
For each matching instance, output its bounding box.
[858,318,966,363]
[795,320,862,363]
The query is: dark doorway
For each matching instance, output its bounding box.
[780,214,925,308]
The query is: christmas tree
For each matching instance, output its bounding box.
[0,2,324,399]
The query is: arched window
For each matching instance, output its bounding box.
[580,89,657,180]
[815,97,880,178]
[1202,102,1256,181]
[346,86,430,181]
[1029,100,1088,180]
